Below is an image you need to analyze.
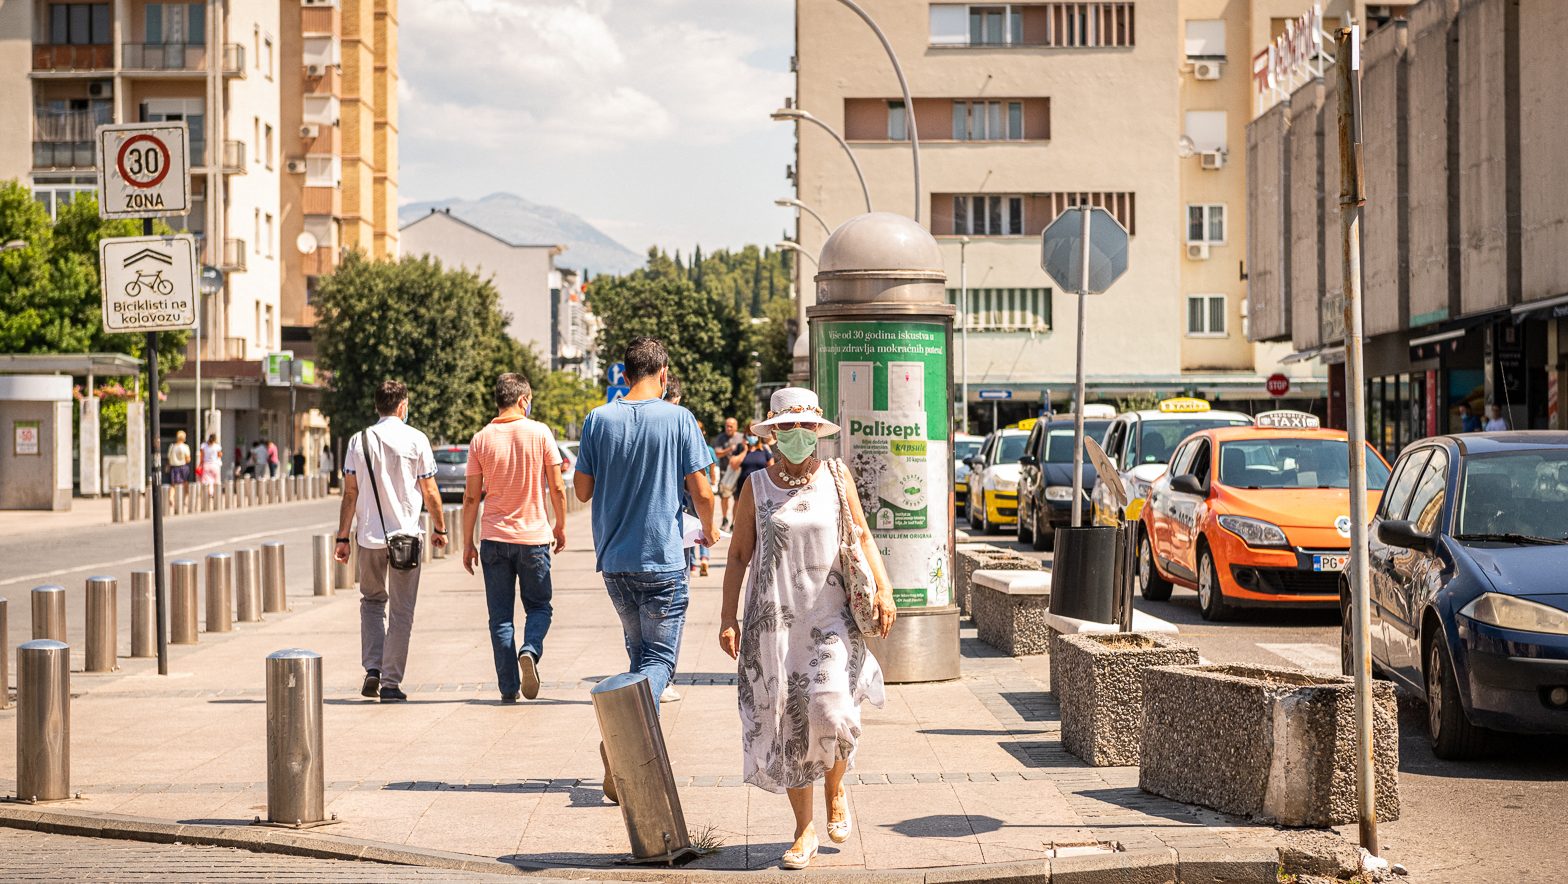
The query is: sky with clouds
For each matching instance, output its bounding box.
[398,0,795,255]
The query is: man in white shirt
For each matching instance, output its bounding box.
[333,380,448,702]
[1483,404,1510,432]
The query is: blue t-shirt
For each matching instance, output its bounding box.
[576,397,715,574]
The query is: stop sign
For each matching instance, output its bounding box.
[1266,373,1290,397]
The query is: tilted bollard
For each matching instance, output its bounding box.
[130,570,155,658]
[266,649,325,825]
[590,673,695,863]
[312,534,333,596]
[170,560,199,644]
[30,585,65,643]
[110,487,125,523]
[262,541,288,613]
[0,598,9,710]
[16,640,70,802]
[206,553,235,633]
[235,548,262,623]
[84,576,117,673]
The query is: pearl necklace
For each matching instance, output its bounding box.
[777,459,818,487]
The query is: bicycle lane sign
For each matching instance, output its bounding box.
[99,235,199,334]
[96,122,191,219]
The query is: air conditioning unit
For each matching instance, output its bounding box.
[88,80,113,99]
[1193,60,1223,80]
[301,0,338,6]
[285,159,307,174]
[1200,150,1226,170]
[305,63,326,77]
[1187,242,1211,261]
[299,124,320,138]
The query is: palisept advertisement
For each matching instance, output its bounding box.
[814,321,950,608]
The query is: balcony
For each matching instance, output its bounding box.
[223,43,245,76]
[302,186,341,217]
[221,139,246,173]
[32,44,113,72]
[33,141,94,169]
[302,95,340,127]
[122,42,205,72]
[222,238,247,272]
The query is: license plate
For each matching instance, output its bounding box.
[1312,554,1349,572]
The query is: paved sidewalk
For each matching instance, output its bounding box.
[0,508,1347,874]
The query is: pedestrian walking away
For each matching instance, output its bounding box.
[334,380,448,702]
[168,430,192,486]
[463,372,567,704]
[198,433,222,496]
[575,337,719,802]
[720,386,896,871]
[712,417,745,531]
[267,438,281,477]
[250,439,269,479]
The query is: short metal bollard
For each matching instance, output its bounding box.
[332,541,356,592]
[262,541,288,613]
[16,640,70,802]
[127,487,143,521]
[590,673,696,864]
[170,560,199,644]
[130,571,156,658]
[0,598,9,710]
[206,553,235,633]
[235,548,262,623]
[84,576,117,673]
[110,487,125,523]
[312,534,333,596]
[419,513,433,563]
[266,649,325,825]
[30,585,66,643]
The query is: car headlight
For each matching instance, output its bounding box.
[1460,593,1568,635]
[1045,485,1073,501]
[1218,515,1289,548]
[991,477,1017,492]
[1126,478,1150,501]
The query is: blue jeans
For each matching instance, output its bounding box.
[602,570,689,713]
[480,540,554,697]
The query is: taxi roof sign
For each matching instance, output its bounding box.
[1255,410,1321,429]
[1157,397,1210,414]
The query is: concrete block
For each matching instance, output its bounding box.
[972,569,1053,656]
[1139,665,1400,827]
[1173,846,1279,883]
[954,545,1041,615]
[1047,611,1178,698]
[1051,847,1176,884]
[923,860,1049,883]
[1056,633,1199,766]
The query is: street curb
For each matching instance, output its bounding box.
[0,804,1349,882]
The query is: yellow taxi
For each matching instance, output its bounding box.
[1136,411,1392,620]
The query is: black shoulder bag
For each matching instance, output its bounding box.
[359,430,422,570]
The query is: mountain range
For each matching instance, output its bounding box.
[398,193,644,277]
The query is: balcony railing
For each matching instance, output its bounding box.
[33,141,95,169]
[122,42,207,71]
[222,238,247,272]
[32,44,113,71]
[223,43,245,76]
[221,139,245,173]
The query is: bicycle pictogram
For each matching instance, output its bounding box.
[124,268,175,296]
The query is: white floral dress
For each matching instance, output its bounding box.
[738,464,886,793]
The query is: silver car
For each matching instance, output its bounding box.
[433,444,468,503]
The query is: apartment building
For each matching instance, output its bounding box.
[792,0,1355,430]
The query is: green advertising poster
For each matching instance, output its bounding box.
[815,320,950,608]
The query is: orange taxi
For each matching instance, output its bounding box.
[1135,411,1392,620]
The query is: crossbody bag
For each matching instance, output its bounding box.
[359,429,422,571]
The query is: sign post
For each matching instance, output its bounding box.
[97,122,193,678]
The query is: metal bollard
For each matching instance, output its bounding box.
[131,571,155,658]
[266,648,325,825]
[127,487,142,521]
[205,553,234,633]
[170,560,199,644]
[262,541,288,613]
[84,576,117,673]
[419,513,433,563]
[16,640,70,802]
[110,487,125,523]
[312,534,333,596]
[0,597,8,710]
[590,673,695,863]
[235,548,262,623]
[30,585,65,643]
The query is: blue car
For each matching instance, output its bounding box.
[1350,432,1568,759]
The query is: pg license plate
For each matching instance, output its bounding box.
[1312,554,1349,572]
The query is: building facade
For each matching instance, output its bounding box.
[791,0,1354,431]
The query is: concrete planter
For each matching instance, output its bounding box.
[1056,633,1199,766]
[954,545,1040,616]
[1140,664,1400,826]
[1045,611,1179,696]
[971,570,1053,655]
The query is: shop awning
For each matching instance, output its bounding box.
[1511,293,1568,323]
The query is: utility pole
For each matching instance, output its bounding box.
[1335,24,1379,857]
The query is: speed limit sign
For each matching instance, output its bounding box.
[96,122,191,219]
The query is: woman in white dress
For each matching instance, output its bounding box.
[720,387,896,871]
[198,433,223,497]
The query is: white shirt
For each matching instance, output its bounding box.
[1484,417,1508,432]
[199,443,221,468]
[343,416,436,549]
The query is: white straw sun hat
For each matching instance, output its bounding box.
[749,387,840,438]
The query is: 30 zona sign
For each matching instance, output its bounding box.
[96,122,191,219]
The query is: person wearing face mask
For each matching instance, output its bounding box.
[719,387,896,871]
[729,431,775,494]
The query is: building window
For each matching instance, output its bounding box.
[1185,19,1226,59]
[1184,110,1227,153]
[265,213,274,258]
[887,101,907,141]
[970,5,1022,45]
[253,208,261,254]
[264,37,274,79]
[145,3,205,45]
[1187,294,1227,337]
[263,124,274,169]
[931,3,1135,48]
[953,195,1024,236]
[30,179,98,219]
[948,287,1052,332]
[50,4,111,45]
[252,117,260,162]
[1186,205,1225,244]
[952,100,1023,141]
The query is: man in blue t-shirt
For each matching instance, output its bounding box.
[574,337,719,725]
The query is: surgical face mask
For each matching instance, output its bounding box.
[775,428,818,464]
[745,435,759,446]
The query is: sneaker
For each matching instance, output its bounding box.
[500,693,520,704]
[378,686,408,702]
[361,669,381,698]
[518,651,541,700]
[699,561,709,577]
[660,684,682,703]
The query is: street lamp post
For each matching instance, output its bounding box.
[836,0,921,223]
[959,236,969,435]
[776,240,819,268]
[771,108,872,214]
[775,198,832,238]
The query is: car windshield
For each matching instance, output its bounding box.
[1218,439,1390,489]
[994,434,1028,464]
[433,449,467,465]
[955,440,982,461]
[1137,418,1251,464]
[1044,421,1110,462]
[1456,450,1568,539]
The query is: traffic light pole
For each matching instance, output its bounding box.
[144,215,169,677]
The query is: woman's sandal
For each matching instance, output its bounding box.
[827,791,852,843]
[781,833,819,870]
